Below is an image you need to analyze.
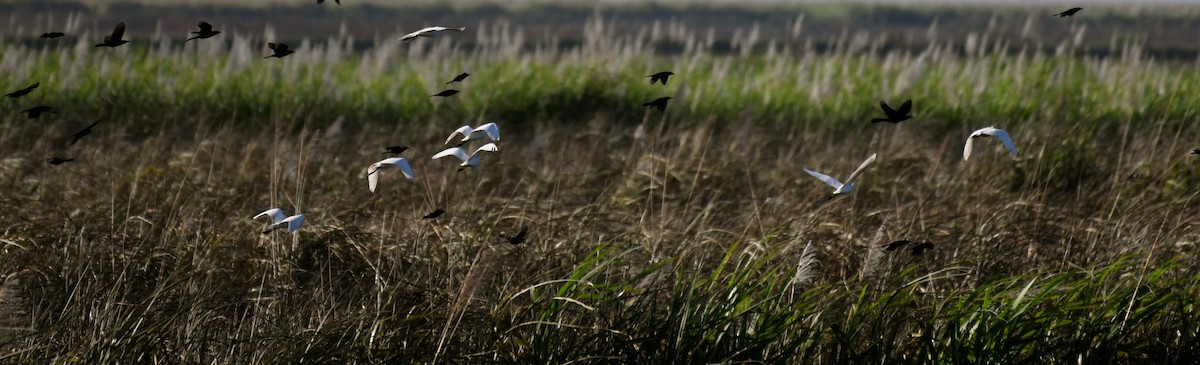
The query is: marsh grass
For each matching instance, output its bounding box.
[1,10,1199,364]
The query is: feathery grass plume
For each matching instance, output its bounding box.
[860,218,890,280]
[0,272,31,332]
[790,241,818,289]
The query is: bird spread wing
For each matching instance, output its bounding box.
[963,135,975,161]
[472,123,500,142]
[844,153,877,185]
[110,22,125,41]
[433,147,470,162]
[368,164,380,192]
[472,143,499,157]
[393,158,415,180]
[401,27,444,41]
[270,215,305,233]
[803,169,843,189]
[367,160,390,192]
[990,129,1018,156]
[879,101,897,116]
[400,31,421,41]
[445,125,473,144]
[254,208,285,223]
[896,100,912,116]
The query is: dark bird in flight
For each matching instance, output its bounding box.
[69,119,102,146]
[1054,7,1082,17]
[422,208,445,220]
[317,0,340,4]
[383,145,409,155]
[446,73,470,84]
[911,242,935,256]
[187,22,220,41]
[647,71,674,85]
[40,32,65,39]
[95,22,129,48]
[265,43,294,58]
[871,99,913,123]
[643,96,671,112]
[1191,149,1199,155]
[46,157,74,165]
[431,89,459,98]
[502,228,528,245]
[882,240,914,251]
[22,106,54,119]
[5,83,39,98]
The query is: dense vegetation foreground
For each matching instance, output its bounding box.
[2,17,1200,363]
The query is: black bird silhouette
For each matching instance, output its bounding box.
[431,89,459,98]
[422,208,445,220]
[5,83,39,98]
[502,228,528,245]
[95,22,129,48]
[265,43,294,58]
[46,157,74,165]
[187,22,220,41]
[40,32,65,39]
[911,242,935,256]
[882,240,914,251]
[871,99,913,123]
[383,146,409,155]
[1191,149,1199,155]
[69,119,102,146]
[643,96,671,112]
[1054,7,1082,17]
[317,0,340,4]
[647,71,674,85]
[446,73,470,84]
[22,106,53,119]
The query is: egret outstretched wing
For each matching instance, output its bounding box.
[445,125,474,145]
[991,129,1018,157]
[469,122,500,142]
[254,208,286,223]
[843,153,877,186]
[803,169,843,189]
[433,147,470,162]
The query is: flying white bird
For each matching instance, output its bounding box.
[400,26,466,42]
[433,143,499,170]
[255,208,304,234]
[444,122,500,145]
[963,127,1018,161]
[803,153,878,198]
[263,214,305,234]
[367,157,415,193]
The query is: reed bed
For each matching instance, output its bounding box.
[0,11,1198,364]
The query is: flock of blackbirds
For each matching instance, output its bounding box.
[6,5,1147,253]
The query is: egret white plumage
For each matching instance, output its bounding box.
[400,26,466,42]
[963,127,1018,161]
[803,153,877,198]
[263,214,305,234]
[444,122,500,145]
[367,157,415,193]
[433,143,499,170]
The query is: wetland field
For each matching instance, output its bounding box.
[1,1,1199,363]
